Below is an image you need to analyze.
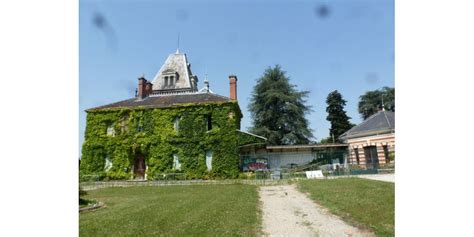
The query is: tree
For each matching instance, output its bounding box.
[249,65,313,145]
[358,87,395,120]
[325,90,355,142]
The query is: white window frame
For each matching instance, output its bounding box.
[107,124,115,137]
[205,150,213,171]
[174,117,180,131]
[104,156,113,171]
[173,154,181,171]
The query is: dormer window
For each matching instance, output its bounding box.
[162,72,179,88]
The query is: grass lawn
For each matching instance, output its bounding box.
[298,178,394,237]
[80,184,260,237]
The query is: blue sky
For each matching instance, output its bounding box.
[79,0,394,154]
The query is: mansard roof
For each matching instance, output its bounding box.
[86,92,233,112]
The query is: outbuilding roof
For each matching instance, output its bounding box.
[266,144,348,150]
[339,110,395,140]
[86,92,232,111]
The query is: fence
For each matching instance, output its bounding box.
[80,179,294,191]
[80,163,394,190]
[241,161,394,180]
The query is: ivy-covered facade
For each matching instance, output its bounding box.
[80,50,266,180]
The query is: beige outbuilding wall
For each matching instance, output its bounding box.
[347,132,395,166]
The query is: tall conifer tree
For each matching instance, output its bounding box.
[325,90,354,142]
[249,65,313,145]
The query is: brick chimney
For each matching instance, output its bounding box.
[137,76,149,99]
[229,75,237,101]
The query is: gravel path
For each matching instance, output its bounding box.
[259,185,375,237]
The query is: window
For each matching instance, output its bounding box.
[207,115,212,131]
[119,115,129,134]
[106,124,115,137]
[363,146,379,169]
[104,156,112,171]
[173,117,180,131]
[173,154,181,170]
[206,150,213,171]
[169,76,174,86]
[137,121,143,132]
[164,76,169,86]
[383,145,390,163]
[354,148,360,164]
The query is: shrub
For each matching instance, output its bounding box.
[238,172,255,179]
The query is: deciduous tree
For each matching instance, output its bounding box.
[358,87,395,120]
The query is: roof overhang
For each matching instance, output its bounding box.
[266,143,348,152]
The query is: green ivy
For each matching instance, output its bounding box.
[80,101,266,180]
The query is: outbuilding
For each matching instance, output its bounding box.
[339,109,395,169]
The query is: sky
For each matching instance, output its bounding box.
[79,0,394,155]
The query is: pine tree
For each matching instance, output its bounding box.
[325,90,354,142]
[249,65,313,145]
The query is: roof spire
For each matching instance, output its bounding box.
[198,70,213,94]
[176,33,180,54]
[204,71,210,92]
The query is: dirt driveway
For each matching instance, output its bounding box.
[259,185,375,237]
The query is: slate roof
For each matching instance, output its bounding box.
[86,92,232,112]
[339,110,395,140]
[150,51,198,92]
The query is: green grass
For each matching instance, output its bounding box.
[298,178,394,237]
[80,184,260,237]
